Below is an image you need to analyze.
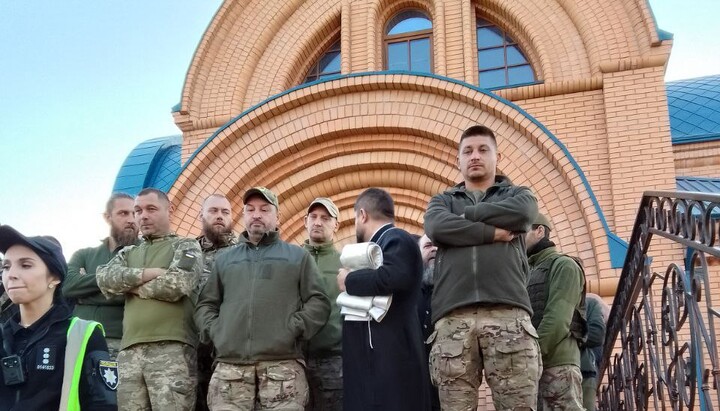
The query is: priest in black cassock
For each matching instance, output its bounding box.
[337,188,430,411]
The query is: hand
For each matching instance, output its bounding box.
[142,268,164,283]
[337,268,350,292]
[493,228,515,242]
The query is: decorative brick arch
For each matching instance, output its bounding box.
[175,0,663,135]
[169,73,615,279]
[242,1,342,107]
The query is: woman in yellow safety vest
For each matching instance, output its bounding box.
[0,225,118,411]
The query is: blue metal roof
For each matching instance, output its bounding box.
[112,135,182,195]
[667,75,720,145]
[677,176,720,194]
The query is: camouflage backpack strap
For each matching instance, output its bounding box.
[547,254,588,345]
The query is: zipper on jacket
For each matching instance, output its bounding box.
[245,243,260,358]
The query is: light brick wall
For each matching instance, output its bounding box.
[674,140,720,178]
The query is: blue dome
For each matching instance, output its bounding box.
[667,75,720,144]
[112,135,182,195]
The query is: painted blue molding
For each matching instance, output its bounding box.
[176,71,628,266]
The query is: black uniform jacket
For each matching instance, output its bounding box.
[342,224,430,411]
[0,303,117,411]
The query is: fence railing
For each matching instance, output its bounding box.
[598,191,720,410]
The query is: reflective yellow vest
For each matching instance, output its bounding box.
[59,317,104,411]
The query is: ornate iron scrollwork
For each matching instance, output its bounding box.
[598,191,720,411]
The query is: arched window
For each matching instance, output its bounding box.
[384,10,432,73]
[304,40,341,83]
[476,18,535,89]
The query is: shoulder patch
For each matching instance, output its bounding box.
[98,360,119,390]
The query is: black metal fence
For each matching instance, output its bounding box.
[598,191,720,410]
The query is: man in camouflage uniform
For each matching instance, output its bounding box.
[63,192,139,359]
[197,194,238,289]
[526,213,586,410]
[196,187,330,410]
[195,193,237,411]
[97,188,202,411]
[303,197,343,410]
[424,125,541,411]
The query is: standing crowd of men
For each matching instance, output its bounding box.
[1,124,608,410]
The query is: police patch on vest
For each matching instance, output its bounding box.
[99,360,118,390]
[36,345,56,371]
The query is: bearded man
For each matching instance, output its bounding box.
[197,194,238,289]
[195,193,238,411]
[62,192,140,358]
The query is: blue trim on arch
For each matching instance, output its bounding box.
[177,71,628,267]
[113,135,182,196]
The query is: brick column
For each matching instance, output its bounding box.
[602,65,675,239]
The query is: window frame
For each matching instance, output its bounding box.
[383,10,434,73]
[303,39,342,84]
[475,17,535,89]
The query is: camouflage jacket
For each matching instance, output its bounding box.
[96,233,202,302]
[196,232,238,290]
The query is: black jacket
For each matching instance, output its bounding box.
[0,303,117,411]
[342,224,430,411]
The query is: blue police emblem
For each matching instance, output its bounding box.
[98,360,118,390]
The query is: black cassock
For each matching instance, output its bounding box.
[342,224,430,411]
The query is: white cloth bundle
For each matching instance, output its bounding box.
[337,242,392,322]
[339,242,383,270]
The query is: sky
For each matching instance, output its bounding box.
[0,0,718,258]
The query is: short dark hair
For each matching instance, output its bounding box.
[410,234,421,244]
[202,193,229,208]
[105,192,134,215]
[459,125,497,148]
[137,188,170,205]
[532,224,552,239]
[355,188,395,221]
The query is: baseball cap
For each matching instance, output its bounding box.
[0,225,67,281]
[243,187,279,210]
[533,213,553,231]
[307,197,339,219]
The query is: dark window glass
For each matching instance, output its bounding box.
[476,18,535,89]
[304,40,341,83]
[384,10,433,73]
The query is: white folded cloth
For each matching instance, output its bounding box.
[340,242,383,270]
[338,242,392,323]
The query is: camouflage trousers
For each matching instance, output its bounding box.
[106,337,122,361]
[538,365,584,411]
[581,376,597,411]
[429,305,542,411]
[306,355,343,411]
[208,360,308,410]
[117,341,197,411]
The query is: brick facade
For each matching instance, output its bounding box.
[165,2,692,407]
